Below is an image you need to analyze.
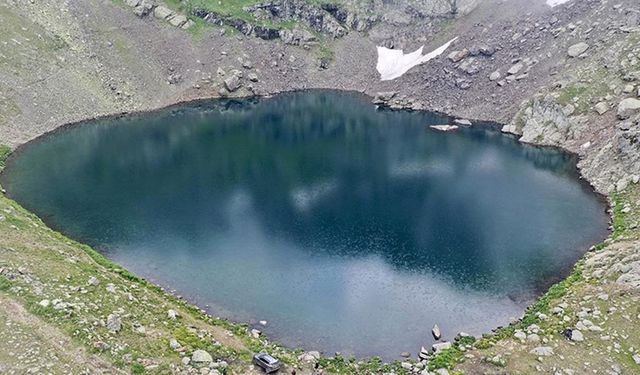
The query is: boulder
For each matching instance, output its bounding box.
[454,119,472,126]
[169,338,181,349]
[432,324,442,340]
[448,49,469,63]
[430,125,459,132]
[248,73,259,82]
[570,329,584,342]
[192,349,213,363]
[567,42,589,57]
[167,309,178,320]
[372,91,396,105]
[418,346,430,360]
[507,63,524,75]
[594,102,609,115]
[617,98,640,119]
[106,314,122,333]
[153,6,174,20]
[169,15,188,28]
[431,341,452,353]
[489,70,501,81]
[224,75,241,92]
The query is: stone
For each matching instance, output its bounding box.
[88,276,100,286]
[594,102,609,115]
[372,91,396,105]
[448,49,469,63]
[169,15,188,28]
[248,73,259,82]
[182,20,195,30]
[106,314,122,333]
[418,346,430,360]
[623,84,635,94]
[430,125,459,132]
[432,341,452,353]
[250,328,261,338]
[105,283,116,293]
[507,63,524,75]
[489,70,501,81]
[167,309,178,320]
[530,346,553,356]
[633,354,640,365]
[153,6,174,20]
[454,119,472,126]
[192,349,213,363]
[400,352,411,358]
[567,42,589,57]
[570,329,584,342]
[514,330,527,340]
[224,75,241,92]
[617,98,640,119]
[527,333,541,342]
[38,299,50,308]
[434,369,450,375]
[169,338,181,349]
[298,351,320,362]
[400,362,412,369]
[432,324,442,340]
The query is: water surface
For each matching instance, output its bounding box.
[1,91,609,358]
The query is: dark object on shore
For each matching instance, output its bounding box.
[253,353,282,373]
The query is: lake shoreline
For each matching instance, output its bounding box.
[0,89,613,363]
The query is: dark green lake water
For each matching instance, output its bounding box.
[1,91,608,358]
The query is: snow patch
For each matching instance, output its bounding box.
[376,37,457,81]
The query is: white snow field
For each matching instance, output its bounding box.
[376,37,458,81]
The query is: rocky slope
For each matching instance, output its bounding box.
[1,0,640,374]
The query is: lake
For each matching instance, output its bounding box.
[0,90,609,359]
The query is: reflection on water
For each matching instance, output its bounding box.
[1,91,609,358]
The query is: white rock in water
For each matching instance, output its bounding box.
[432,324,442,340]
[192,349,213,363]
[454,118,472,126]
[430,125,459,132]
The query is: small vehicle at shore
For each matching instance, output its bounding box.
[253,353,282,373]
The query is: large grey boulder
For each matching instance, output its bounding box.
[106,314,122,333]
[153,6,174,20]
[567,42,589,57]
[224,75,241,92]
[617,98,640,119]
[192,349,213,363]
[431,341,452,353]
